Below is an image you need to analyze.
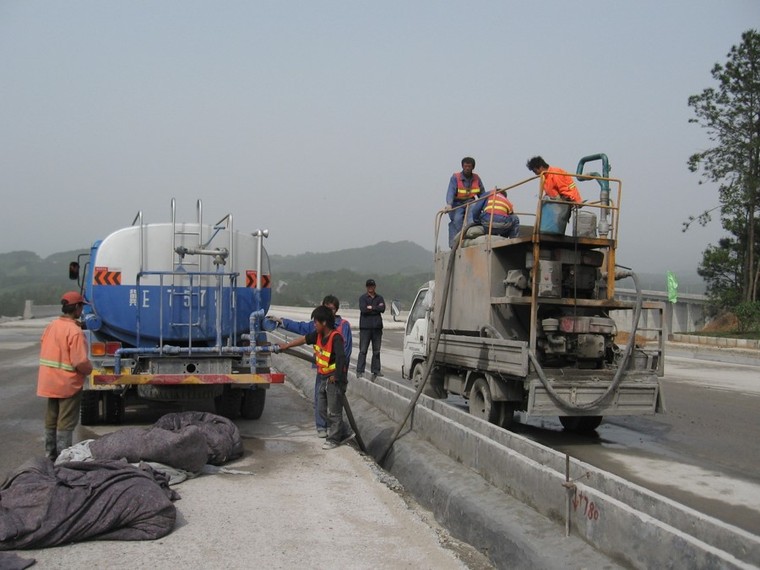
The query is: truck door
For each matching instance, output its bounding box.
[402,284,431,379]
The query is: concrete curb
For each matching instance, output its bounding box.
[273,353,760,570]
[666,340,760,367]
[671,334,760,350]
[272,353,621,570]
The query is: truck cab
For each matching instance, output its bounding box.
[402,281,432,386]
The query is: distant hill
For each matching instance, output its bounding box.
[0,242,705,317]
[269,240,434,275]
[0,249,87,317]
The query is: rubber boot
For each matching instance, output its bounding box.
[45,429,57,461]
[56,430,73,459]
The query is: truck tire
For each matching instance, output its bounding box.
[104,393,125,424]
[559,415,603,433]
[469,378,499,424]
[80,391,102,425]
[241,389,266,420]
[215,387,242,420]
[413,363,446,399]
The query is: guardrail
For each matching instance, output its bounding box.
[615,289,708,338]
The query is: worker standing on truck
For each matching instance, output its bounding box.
[526,156,582,202]
[277,306,352,450]
[446,156,485,247]
[472,189,521,238]
[37,291,93,460]
[269,295,352,438]
[357,279,385,381]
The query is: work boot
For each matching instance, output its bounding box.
[44,429,57,461]
[56,430,74,458]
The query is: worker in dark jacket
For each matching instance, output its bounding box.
[356,279,385,381]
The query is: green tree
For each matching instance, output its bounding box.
[686,29,760,306]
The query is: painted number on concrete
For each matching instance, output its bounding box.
[572,490,601,521]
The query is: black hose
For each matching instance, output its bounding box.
[376,227,466,465]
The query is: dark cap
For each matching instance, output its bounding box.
[365,279,376,287]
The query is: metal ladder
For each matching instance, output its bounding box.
[167,199,237,350]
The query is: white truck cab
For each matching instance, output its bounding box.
[401,281,433,384]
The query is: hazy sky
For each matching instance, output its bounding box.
[2,1,757,275]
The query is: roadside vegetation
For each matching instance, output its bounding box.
[684,29,760,335]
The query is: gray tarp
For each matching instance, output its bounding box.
[89,411,244,472]
[0,458,177,550]
[0,411,244,555]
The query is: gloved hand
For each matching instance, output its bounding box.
[267,316,283,327]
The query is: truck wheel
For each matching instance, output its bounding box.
[241,389,266,420]
[104,393,125,424]
[80,391,102,425]
[215,387,242,420]
[413,363,446,399]
[469,378,499,423]
[559,415,603,433]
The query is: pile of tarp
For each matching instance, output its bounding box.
[0,411,244,556]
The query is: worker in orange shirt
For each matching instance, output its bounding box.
[37,291,93,460]
[526,156,582,203]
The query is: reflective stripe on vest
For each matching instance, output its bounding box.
[314,330,339,375]
[483,193,514,216]
[454,172,482,201]
[39,358,76,372]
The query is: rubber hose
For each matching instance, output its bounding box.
[376,224,470,465]
[528,268,644,411]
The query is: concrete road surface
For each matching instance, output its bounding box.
[0,317,490,569]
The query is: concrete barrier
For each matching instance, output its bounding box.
[22,301,59,320]
[273,352,759,569]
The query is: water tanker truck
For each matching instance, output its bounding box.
[69,199,283,424]
[402,154,664,432]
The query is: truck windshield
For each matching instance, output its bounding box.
[406,288,429,335]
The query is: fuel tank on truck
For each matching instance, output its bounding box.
[84,222,271,347]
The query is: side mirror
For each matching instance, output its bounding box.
[391,300,401,322]
[68,262,80,280]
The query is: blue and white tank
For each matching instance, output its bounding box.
[82,222,271,348]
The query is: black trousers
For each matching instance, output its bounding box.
[357,328,382,374]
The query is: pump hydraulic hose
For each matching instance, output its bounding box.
[528,267,644,412]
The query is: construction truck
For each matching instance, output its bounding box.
[69,199,283,425]
[402,154,664,432]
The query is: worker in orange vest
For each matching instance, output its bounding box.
[473,189,521,238]
[446,157,485,247]
[37,291,93,460]
[526,156,582,203]
[277,305,353,450]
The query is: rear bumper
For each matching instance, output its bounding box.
[525,373,662,417]
[91,372,285,386]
